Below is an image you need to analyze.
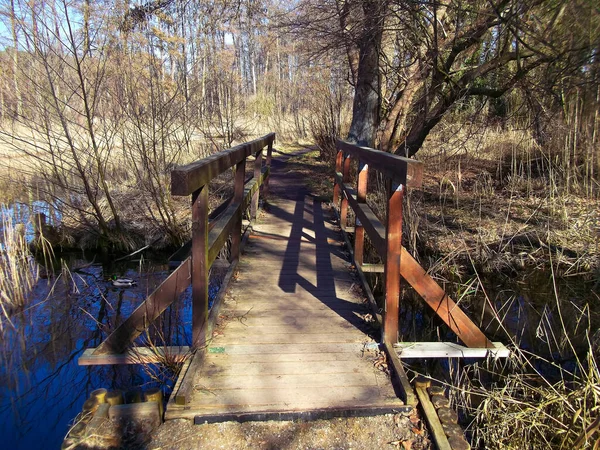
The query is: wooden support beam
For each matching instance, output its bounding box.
[383,342,416,406]
[192,186,209,349]
[335,173,386,255]
[340,154,351,230]
[354,160,368,266]
[414,379,452,450]
[399,248,492,349]
[263,137,274,197]
[92,259,191,356]
[230,157,246,263]
[251,149,262,220]
[79,346,190,365]
[335,171,490,348]
[384,182,403,344]
[395,342,510,358]
[333,150,343,207]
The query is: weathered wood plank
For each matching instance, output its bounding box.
[212,331,367,345]
[202,359,379,377]
[192,405,411,424]
[384,182,403,344]
[79,346,190,366]
[171,133,274,196]
[395,341,510,358]
[415,379,452,450]
[197,372,381,390]
[383,342,416,406]
[91,258,191,356]
[205,343,369,355]
[336,139,423,187]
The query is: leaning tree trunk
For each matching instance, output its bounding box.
[347,0,386,147]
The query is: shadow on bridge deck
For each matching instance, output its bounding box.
[165,150,407,423]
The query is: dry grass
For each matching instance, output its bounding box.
[0,210,39,331]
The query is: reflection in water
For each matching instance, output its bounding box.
[0,256,196,450]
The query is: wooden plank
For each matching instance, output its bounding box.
[360,264,385,273]
[193,405,411,425]
[340,155,351,229]
[335,172,386,256]
[92,259,191,356]
[192,186,210,349]
[332,206,383,325]
[175,350,205,405]
[383,342,416,406]
[354,160,368,266]
[337,139,423,187]
[230,157,246,262]
[414,379,452,450]
[203,359,379,377]
[108,402,161,425]
[212,331,366,345]
[333,149,343,206]
[399,247,492,349]
[168,173,266,265]
[79,346,190,365]
[395,342,510,358]
[197,372,380,390]
[205,343,369,355]
[384,182,403,344]
[205,352,364,363]
[171,133,274,196]
[179,385,400,411]
[251,149,262,220]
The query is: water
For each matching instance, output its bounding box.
[0,254,197,449]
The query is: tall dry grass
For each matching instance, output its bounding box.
[0,211,38,331]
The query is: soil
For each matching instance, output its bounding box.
[147,413,430,450]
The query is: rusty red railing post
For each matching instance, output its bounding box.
[191,184,209,349]
[333,148,343,207]
[264,136,274,198]
[230,151,247,263]
[251,147,263,221]
[340,153,351,230]
[354,160,368,266]
[384,180,404,344]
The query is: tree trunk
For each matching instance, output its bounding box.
[347,0,385,147]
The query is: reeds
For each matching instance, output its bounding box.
[0,210,38,331]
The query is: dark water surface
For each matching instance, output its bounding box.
[0,254,195,450]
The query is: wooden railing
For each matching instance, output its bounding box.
[333,140,491,349]
[86,133,275,359]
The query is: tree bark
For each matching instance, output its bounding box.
[347,0,386,147]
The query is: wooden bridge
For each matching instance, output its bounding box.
[79,133,507,424]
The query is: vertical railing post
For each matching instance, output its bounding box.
[191,184,209,349]
[333,148,343,207]
[231,152,246,263]
[264,136,274,197]
[383,180,404,344]
[354,160,368,266]
[251,147,263,221]
[340,154,351,230]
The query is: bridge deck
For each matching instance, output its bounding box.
[166,152,405,422]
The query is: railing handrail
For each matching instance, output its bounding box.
[171,133,276,196]
[333,140,491,349]
[336,139,423,187]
